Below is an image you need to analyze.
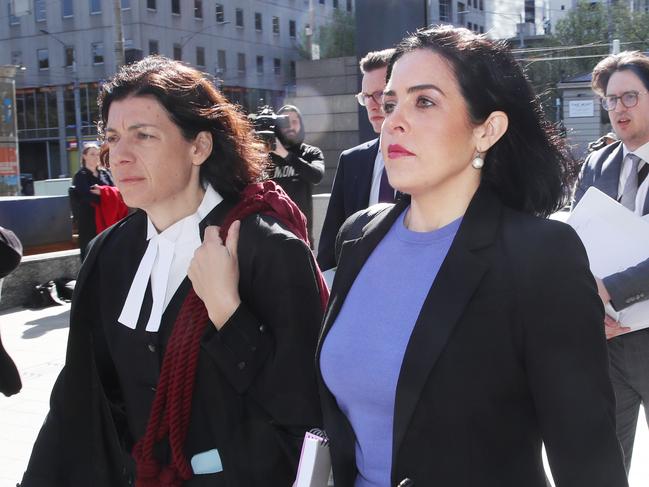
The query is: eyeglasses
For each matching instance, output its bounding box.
[355,90,384,107]
[601,91,647,111]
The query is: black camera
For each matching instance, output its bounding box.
[248,105,290,151]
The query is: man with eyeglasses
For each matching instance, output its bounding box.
[317,48,395,271]
[574,51,649,475]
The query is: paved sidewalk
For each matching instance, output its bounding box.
[0,304,647,486]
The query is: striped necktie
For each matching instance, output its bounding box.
[620,154,641,211]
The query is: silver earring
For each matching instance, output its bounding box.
[471,155,484,169]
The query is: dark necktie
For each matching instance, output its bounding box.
[620,154,642,210]
[378,167,394,203]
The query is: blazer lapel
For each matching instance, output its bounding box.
[317,197,407,350]
[594,142,623,199]
[391,187,501,465]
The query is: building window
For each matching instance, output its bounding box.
[34,0,47,21]
[273,58,281,75]
[172,0,180,15]
[319,0,325,4]
[467,21,472,30]
[61,0,73,17]
[289,20,296,38]
[479,0,484,9]
[121,0,130,9]
[173,44,182,60]
[347,0,353,11]
[65,46,75,68]
[92,43,104,64]
[90,0,101,14]
[333,0,339,8]
[255,12,262,31]
[216,4,225,22]
[37,49,49,70]
[194,0,203,19]
[237,53,246,73]
[217,49,226,73]
[289,60,296,81]
[457,2,466,24]
[196,46,205,67]
[149,40,159,55]
[479,25,484,33]
[256,55,264,74]
[272,16,280,35]
[147,0,156,10]
[8,3,19,25]
[439,0,451,22]
[11,51,21,66]
[235,8,244,27]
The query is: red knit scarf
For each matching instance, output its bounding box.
[131,181,329,486]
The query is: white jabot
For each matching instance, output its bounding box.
[118,185,223,332]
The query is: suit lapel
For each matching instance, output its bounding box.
[391,187,501,466]
[316,197,406,351]
[594,142,623,199]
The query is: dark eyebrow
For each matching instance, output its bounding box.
[384,84,445,97]
[104,123,159,133]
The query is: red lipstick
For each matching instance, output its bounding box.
[387,144,415,158]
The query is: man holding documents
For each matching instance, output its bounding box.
[573,51,649,473]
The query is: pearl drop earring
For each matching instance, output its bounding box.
[471,155,484,169]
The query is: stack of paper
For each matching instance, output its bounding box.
[567,187,649,331]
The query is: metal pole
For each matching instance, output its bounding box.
[113,0,125,69]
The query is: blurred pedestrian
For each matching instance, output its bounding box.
[267,104,324,246]
[70,142,116,260]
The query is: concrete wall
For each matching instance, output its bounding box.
[287,56,360,194]
[0,249,80,310]
[0,196,72,247]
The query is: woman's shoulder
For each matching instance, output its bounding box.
[93,210,146,253]
[499,207,586,268]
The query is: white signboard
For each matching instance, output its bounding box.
[568,100,594,118]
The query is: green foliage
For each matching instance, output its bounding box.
[298,10,356,59]
[518,0,649,120]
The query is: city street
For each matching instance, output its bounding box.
[1,304,647,486]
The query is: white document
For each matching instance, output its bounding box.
[294,430,333,487]
[567,187,649,331]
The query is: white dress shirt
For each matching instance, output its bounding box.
[118,185,223,332]
[368,140,386,206]
[619,141,649,216]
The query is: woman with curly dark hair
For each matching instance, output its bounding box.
[316,26,627,487]
[22,56,326,487]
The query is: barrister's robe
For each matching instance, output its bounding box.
[21,200,324,487]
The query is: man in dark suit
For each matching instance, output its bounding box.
[574,51,649,474]
[317,49,395,270]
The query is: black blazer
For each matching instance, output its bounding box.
[22,201,324,487]
[317,139,379,271]
[316,187,628,487]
